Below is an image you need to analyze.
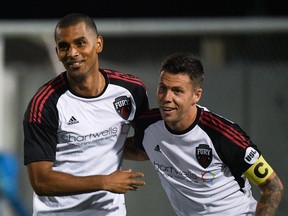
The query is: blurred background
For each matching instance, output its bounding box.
[0,1,287,215]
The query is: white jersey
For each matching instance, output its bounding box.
[23,69,149,216]
[134,106,258,216]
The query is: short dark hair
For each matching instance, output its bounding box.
[160,53,204,88]
[54,13,98,41]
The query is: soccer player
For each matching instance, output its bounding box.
[23,13,149,215]
[125,53,284,215]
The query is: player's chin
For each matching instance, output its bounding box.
[160,111,175,122]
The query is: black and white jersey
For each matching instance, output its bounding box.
[134,105,259,216]
[23,69,149,215]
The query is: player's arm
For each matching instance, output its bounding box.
[123,137,149,160]
[26,161,145,196]
[244,156,284,216]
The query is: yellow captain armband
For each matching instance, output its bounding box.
[244,155,274,185]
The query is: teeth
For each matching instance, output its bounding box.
[71,62,80,66]
[163,107,173,111]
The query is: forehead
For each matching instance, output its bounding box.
[159,71,192,86]
[55,22,94,42]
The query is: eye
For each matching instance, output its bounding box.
[75,39,86,47]
[58,43,69,51]
[174,89,182,93]
[158,85,166,91]
[173,88,183,95]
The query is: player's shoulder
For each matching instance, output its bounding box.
[136,108,162,125]
[30,72,67,105]
[140,108,161,118]
[35,72,66,93]
[24,72,67,123]
[198,104,234,125]
[101,68,145,88]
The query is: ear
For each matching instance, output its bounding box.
[193,88,202,104]
[96,35,104,53]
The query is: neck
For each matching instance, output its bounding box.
[68,71,105,97]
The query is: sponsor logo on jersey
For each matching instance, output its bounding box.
[154,145,161,152]
[121,124,130,134]
[200,171,216,183]
[196,144,212,168]
[60,126,118,143]
[244,146,259,164]
[153,161,199,183]
[67,116,79,125]
[113,96,132,120]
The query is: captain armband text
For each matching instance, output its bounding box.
[244,155,273,185]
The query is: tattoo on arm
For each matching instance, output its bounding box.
[255,173,284,216]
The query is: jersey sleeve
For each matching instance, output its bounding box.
[214,125,262,177]
[23,87,61,165]
[23,117,57,165]
[125,74,149,120]
[133,108,161,151]
[200,110,263,183]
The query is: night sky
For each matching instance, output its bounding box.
[1,0,287,20]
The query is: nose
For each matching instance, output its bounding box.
[67,46,79,57]
[162,90,173,102]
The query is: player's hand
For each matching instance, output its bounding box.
[103,169,145,193]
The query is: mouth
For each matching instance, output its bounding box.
[67,60,83,69]
[161,106,176,114]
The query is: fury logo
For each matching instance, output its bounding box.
[113,96,132,120]
[196,144,212,169]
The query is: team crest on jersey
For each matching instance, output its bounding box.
[113,96,132,120]
[196,144,212,168]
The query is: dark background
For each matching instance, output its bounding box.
[1,0,287,20]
